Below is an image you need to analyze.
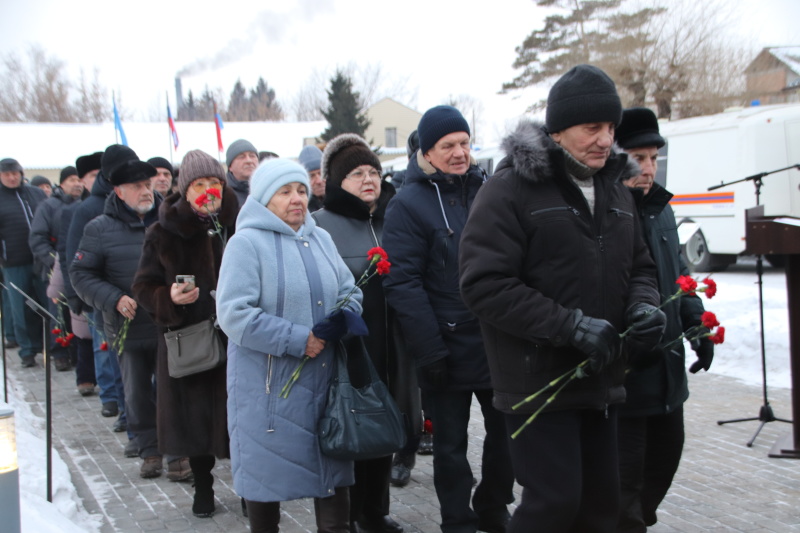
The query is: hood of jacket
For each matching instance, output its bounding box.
[158,187,239,239]
[499,119,639,184]
[322,178,396,221]
[90,170,114,199]
[236,194,319,237]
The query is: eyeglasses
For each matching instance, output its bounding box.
[345,168,381,182]
[190,179,223,192]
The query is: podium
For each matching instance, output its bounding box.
[745,206,800,458]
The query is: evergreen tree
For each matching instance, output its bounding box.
[249,77,283,121]
[320,70,370,141]
[227,79,249,121]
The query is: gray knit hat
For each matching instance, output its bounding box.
[546,64,622,133]
[225,139,258,167]
[298,145,323,173]
[178,150,226,196]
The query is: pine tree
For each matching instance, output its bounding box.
[320,70,370,141]
[227,79,249,121]
[249,77,283,121]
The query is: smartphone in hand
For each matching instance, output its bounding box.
[175,275,196,293]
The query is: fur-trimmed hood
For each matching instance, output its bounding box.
[499,119,639,184]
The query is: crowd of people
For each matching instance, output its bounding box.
[0,63,715,533]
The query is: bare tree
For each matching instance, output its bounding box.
[444,94,486,145]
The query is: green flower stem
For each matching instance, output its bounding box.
[511,363,582,410]
[280,355,310,398]
[511,368,582,439]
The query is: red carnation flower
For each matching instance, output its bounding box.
[423,419,434,435]
[367,247,388,262]
[100,341,108,351]
[206,187,221,199]
[702,277,717,299]
[51,328,61,335]
[701,311,720,329]
[676,275,697,295]
[709,326,726,345]
[194,193,209,207]
[66,332,75,341]
[376,259,391,275]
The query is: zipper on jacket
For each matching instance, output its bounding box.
[608,207,634,218]
[265,354,273,394]
[530,206,580,217]
[368,216,379,247]
[597,235,605,253]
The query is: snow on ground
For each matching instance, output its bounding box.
[0,256,794,531]
[0,370,101,533]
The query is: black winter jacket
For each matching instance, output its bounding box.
[65,171,114,314]
[28,187,79,278]
[225,171,249,209]
[620,182,705,417]
[382,150,491,391]
[70,192,161,352]
[0,183,46,268]
[459,121,659,414]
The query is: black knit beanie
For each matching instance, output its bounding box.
[417,106,470,154]
[59,166,78,184]
[615,107,666,149]
[546,64,622,133]
[147,157,174,176]
[322,134,382,188]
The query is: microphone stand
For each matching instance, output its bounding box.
[712,165,799,446]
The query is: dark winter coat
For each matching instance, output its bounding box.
[69,192,162,352]
[381,150,491,391]
[65,171,115,314]
[620,182,705,417]
[313,176,421,432]
[131,190,237,458]
[225,171,249,208]
[29,187,79,278]
[0,182,46,268]
[458,120,659,414]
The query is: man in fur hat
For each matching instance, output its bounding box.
[459,65,664,532]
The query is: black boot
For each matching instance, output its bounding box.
[315,486,350,533]
[246,499,280,533]
[189,455,215,518]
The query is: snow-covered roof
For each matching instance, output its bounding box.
[770,46,800,76]
[0,120,327,170]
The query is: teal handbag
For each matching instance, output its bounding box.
[318,339,407,460]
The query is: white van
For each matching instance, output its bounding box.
[659,104,800,271]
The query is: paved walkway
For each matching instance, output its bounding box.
[6,346,800,532]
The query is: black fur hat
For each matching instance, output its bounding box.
[322,134,382,187]
[615,107,666,149]
[76,152,103,178]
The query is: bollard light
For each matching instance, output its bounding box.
[0,405,21,533]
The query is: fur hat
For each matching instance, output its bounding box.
[177,150,225,196]
[321,134,382,187]
[59,166,78,184]
[109,160,157,186]
[0,158,23,174]
[30,175,51,188]
[418,106,470,154]
[226,139,258,167]
[146,157,174,176]
[101,145,138,181]
[76,152,103,178]
[298,145,323,173]
[250,158,309,206]
[546,64,622,133]
[615,107,666,150]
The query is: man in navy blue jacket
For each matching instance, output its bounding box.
[382,106,514,533]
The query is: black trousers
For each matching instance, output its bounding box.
[617,406,684,532]
[247,486,350,533]
[426,388,515,533]
[504,407,620,533]
[119,346,158,458]
[350,454,392,523]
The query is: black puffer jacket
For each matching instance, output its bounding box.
[70,192,161,352]
[382,150,490,391]
[621,182,705,417]
[459,120,659,414]
[28,187,79,278]
[0,182,46,267]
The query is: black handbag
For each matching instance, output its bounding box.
[164,317,226,378]
[318,339,407,460]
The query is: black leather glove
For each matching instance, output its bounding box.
[689,337,714,373]
[625,303,667,346]
[567,310,621,375]
[421,359,448,390]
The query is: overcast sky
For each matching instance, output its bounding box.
[1,0,799,144]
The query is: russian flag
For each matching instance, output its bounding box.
[214,102,224,153]
[167,102,179,149]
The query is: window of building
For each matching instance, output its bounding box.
[385,127,397,148]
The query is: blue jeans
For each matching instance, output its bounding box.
[1,265,45,359]
[2,284,16,343]
[89,313,126,411]
[426,388,515,533]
